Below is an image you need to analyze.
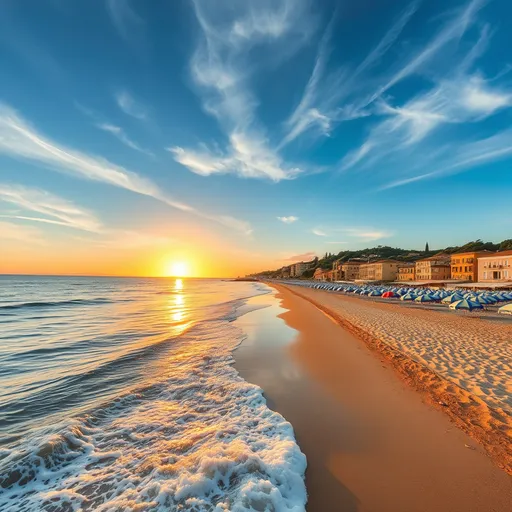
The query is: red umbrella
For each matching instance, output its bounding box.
[381,291,396,298]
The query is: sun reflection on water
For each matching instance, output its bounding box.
[168,278,190,333]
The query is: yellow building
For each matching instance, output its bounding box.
[450,251,491,282]
[398,263,415,281]
[415,255,451,281]
[341,261,362,281]
[359,260,400,282]
[332,259,343,281]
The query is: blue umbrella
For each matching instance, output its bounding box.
[473,296,490,304]
[415,294,435,302]
[401,292,416,301]
[449,299,483,311]
[442,294,463,304]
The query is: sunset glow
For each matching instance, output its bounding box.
[166,261,190,278]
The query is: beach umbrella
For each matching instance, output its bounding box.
[449,299,483,311]
[498,304,512,315]
[415,294,435,302]
[442,294,463,304]
[472,296,490,304]
[382,291,396,298]
[401,292,416,301]
[368,290,381,297]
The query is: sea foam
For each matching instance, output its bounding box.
[0,317,307,511]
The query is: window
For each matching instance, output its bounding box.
[483,271,487,279]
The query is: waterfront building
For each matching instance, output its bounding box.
[314,268,325,280]
[332,259,343,281]
[290,262,308,277]
[341,260,362,281]
[450,251,492,282]
[477,251,512,282]
[359,260,400,282]
[415,254,451,281]
[397,263,416,282]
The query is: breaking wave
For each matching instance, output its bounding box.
[0,278,307,511]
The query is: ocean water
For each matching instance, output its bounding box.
[0,276,306,511]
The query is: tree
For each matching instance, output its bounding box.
[499,239,512,251]
[425,242,429,252]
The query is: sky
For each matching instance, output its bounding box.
[1,0,511,277]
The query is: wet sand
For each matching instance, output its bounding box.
[234,285,512,512]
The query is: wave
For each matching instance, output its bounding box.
[0,319,307,511]
[0,298,112,311]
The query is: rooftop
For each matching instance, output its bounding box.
[478,250,512,259]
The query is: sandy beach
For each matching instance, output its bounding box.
[235,284,512,511]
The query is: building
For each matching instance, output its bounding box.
[314,268,325,281]
[341,260,362,281]
[359,260,400,282]
[290,261,308,278]
[415,254,451,281]
[477,251,512,282]
[450,251,492,282]
[280,266,291,279]
[397,263,416,282]
[332,259,343,281]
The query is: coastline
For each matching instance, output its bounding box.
[235,283,512,511]
[278,283,512,474]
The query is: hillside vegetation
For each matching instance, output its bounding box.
[252,239,512,279]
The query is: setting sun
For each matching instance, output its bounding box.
[166,261,190,277]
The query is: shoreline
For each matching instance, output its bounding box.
[235,284,512,511]
[277,283,512,474]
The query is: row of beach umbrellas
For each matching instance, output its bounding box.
[282,280,512,314]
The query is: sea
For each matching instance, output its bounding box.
[0,275,306,511]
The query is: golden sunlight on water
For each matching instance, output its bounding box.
[168,279,190,335]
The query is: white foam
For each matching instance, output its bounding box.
[0,319,307,511]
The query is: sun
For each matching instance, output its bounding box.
[166,261,190,277]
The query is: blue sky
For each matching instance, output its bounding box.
[1,0,511,275]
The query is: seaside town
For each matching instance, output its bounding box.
[255,240,512,290]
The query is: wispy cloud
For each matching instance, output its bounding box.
[281,251,316,262]
[0,220,45,245]
[364,0,487,107]
[312,226,391,242]
[115,89,148,120]
[342,228,392,242]
[0,103,250,233]
[281,1,419,147]
[106,0,145,47]
[0,184,102,233]
[277,216,298,224]
[338,0,512,188]
[76,102,153,155]
[170,134,300,181]
[170,0,312,181]
[97,122,153,156]
[381,128,512,189]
